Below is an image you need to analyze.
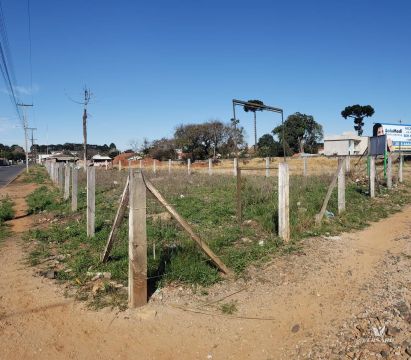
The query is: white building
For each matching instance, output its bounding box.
[92,154,112,167]
[324,132,368,156]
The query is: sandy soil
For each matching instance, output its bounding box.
[0,176,410,359]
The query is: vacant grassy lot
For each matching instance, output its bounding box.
[23,161,410,308]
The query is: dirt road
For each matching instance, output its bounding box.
[0,177,410,359]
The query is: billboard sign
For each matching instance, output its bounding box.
[380,123,411,152]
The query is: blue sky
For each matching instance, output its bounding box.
[0,0,410,150]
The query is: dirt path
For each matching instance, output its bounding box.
[0,177,410,359]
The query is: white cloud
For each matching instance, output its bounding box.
[0,84,40,96]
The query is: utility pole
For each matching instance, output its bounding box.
[27,127,37,164]
[82,89,91,170]
[17,103,33,173]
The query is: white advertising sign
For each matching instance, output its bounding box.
[380,123,411,152]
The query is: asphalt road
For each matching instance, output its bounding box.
[0,165,26,188]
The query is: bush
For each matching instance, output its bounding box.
[26,186,60,214]
[0,197,14,223]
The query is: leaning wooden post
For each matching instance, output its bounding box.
[128,169,147,308]
[387,154,392,189]
[87,166,96,237]
[168,159,171,175]
[236,165,242,223]
[303,157,307,177]
[187,158,191,175]
[278,162,290,242]
[369,156,376,198]
[233,158,237,176]
[399,153,403,183]
[208,158,212,176]
[265,157,270,177]
[71,166,78,212]
[338,157,346,214]
[64,165,71,200]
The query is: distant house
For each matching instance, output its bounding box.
[323,132,368,156]
[47,153,79,163]
[92,154,112,167]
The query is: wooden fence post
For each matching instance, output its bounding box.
[72,166,78,212]
[233,158,237,176]
[278,162,290,242]
[370,156,376,198]
[303,157,307,177]
[105,160,108,170]
[387,154,392,189]
[64,165,71,200]
[188,158,191,175]
[139,159,142,169]
[168,159,171,175]
[338,157,346,214]
[265,157,270,177]
[153,159,156,174]
[399,154,403,183]
[208,158,212,176]
[87,166,96,237]
[54,163,58,185]
[128,170,147,308]
[119,161,122,171]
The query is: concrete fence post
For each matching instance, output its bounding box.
[338,157,346,214]
[72,166,78,212]
[387,154,392,189]
[265,157,270,177]
[399,154,404,183]
[87,166,96,237]
[188,158,191,175]
[168,159,171,175]
[369,156,376,198]
[64,165,71,200]
[233,158,237,176]
[208,158,212,176]
[278,162,290,242]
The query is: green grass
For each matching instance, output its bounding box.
[21,165,49,184]
[23,167,411,310]
[0,197,14,223]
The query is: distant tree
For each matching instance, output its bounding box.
[341,105,375,136]
[243,99,265,150]
[257,134,281,157]
[109,142,117,149]
[149,138,177,160]
[273,112,323,154]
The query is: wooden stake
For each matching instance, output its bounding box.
[370,156,375,198]
[315,158,345,224]
[71,166,78,212]
[144,178,232,276]
[278,162,290,242]
[128,170,147,308]
[338,157,346,214]
[87,166,95,237]
[101,177,130,262]
[168,159,171,174]
[64,165,70,200]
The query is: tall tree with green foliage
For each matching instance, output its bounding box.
[341,105,374,136]
[243,100,264,150]
[256,134,281,157]
[273,113,323,155]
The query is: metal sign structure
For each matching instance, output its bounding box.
[231,99,285,160]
